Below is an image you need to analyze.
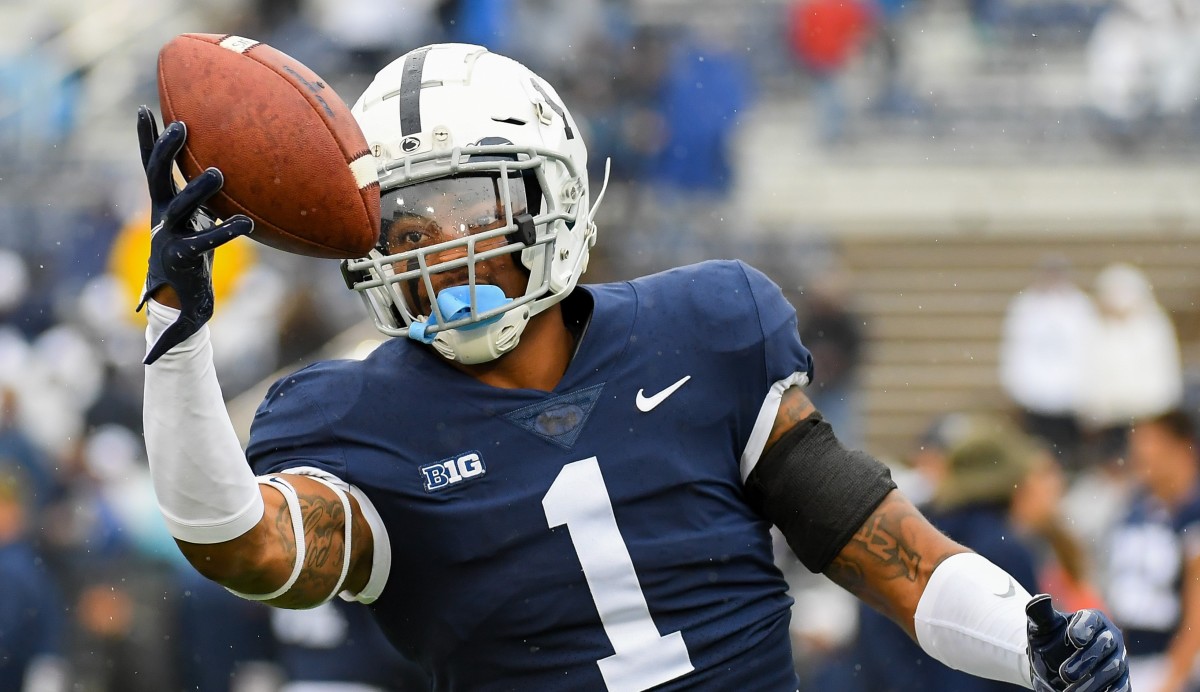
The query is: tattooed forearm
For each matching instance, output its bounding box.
[849,513,923,581]
[824,490,967,636]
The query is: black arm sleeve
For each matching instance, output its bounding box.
[743,412,897,573]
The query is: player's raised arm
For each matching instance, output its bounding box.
[136,107,374,609]
[745,385,1130,691]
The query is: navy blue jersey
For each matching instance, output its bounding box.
[248,261,815,691]
[1106,486,1200,656]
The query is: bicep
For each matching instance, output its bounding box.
[763,386,816,454]
[823,490,967,638]
[177,473,375,609]
[755,386,967,634]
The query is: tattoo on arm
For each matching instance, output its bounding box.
[765,386,817,451]
[824,491,966,633]
[267,479,349,608]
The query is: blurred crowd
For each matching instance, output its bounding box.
[784,257,1200,692]
[0,0,1198,690]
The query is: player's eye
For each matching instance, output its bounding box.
[400,230,426,246]
[385,221,436,251]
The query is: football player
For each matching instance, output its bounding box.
[137,43,1129,691]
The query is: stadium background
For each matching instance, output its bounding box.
[0,0,1197,690]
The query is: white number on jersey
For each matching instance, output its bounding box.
[543,457,695,692]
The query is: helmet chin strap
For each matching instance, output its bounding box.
[407,285,529,364]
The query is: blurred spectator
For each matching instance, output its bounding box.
[650,29,754,197]
[307,0,436,77]
[1078,263,1183,467]
[0,471,68,692]
[271,599,430,691]
[867,0,924,118]
[507,0,609,80]
[786,0,876,145]
[1008,442,1105,613]
[634,28,755,269]
[0,248,55,338]
[893,412,976,506]
[40,425,177,692]
[0,19,81,163]
[998,255,1097,469]
[799,266,865,448]
[1106,409,1200,692]
[1086,0,1200,147]
[176,570,278,692]
[0,334,57,509]
[849,420,1041,692]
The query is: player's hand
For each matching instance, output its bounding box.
[1026,594,1130,692]
[136,106,253,364]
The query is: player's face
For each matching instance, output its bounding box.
[1128,422,1180,490]
[377,175,530,315]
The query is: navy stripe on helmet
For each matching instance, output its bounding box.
[399,47,431,136]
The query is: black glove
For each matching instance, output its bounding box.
[1027,594,1130,692]
[136,106,253,364]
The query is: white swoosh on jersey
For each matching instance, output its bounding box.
[635,375,692,412]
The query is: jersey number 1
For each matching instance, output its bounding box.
[543,457,695,692]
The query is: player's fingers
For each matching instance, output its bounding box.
[146,121,188,203]
[1065,610,1105,648]
[183,215,254,254]
[163,167,223,232]
[1026,594,1069,636]
[136,106,160,171]
[1060,628,1117,682]
[1063,650,1127,692]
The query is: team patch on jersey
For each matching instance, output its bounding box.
[420,451,486,492]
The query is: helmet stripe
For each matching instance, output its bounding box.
[529,79,574,140]
[398,46,431,137]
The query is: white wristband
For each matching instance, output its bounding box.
[914,552,1034,689]
[143,300,264,544]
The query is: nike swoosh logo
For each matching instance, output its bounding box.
[994,578,1016,599]
[635,375,692,412]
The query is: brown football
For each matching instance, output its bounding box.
[157,33,380,259]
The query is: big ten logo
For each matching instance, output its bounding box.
[420,451,486,492]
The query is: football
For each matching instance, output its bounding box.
[157,33,380,259]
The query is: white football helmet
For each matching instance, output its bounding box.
[342,43,607,364]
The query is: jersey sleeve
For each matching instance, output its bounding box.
[735,261,815,480]
[246,362,358,480]
[739,261,815,390]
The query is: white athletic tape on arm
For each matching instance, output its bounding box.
[143,300,264,544]
[277,466,392,604]
[341,484,390,604]
[227,476,307,602]
[301,474,354,603]
[914,552,1035,689]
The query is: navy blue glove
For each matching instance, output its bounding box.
[1027,594,1130,692]
[136,106,253,364]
